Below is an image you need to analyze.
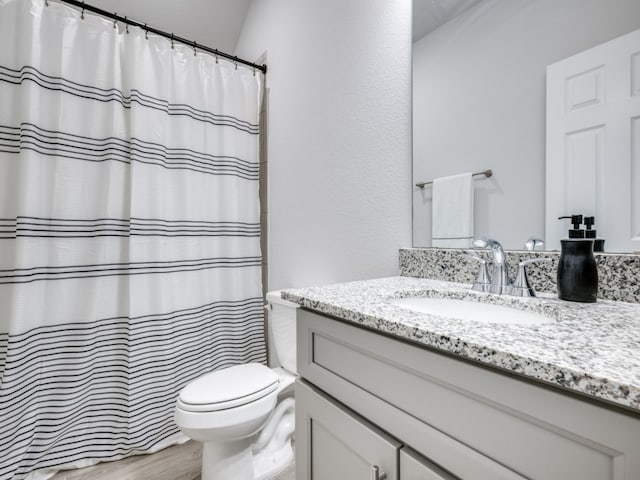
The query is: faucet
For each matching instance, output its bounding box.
[473,238,510,294]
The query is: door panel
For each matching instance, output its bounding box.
[632,116,640,239]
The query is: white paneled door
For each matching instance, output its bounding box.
[546,28,640,252]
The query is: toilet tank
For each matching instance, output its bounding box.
[266,291,299,374]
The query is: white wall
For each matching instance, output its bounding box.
[413,0,640,249]
[236,0,413,290]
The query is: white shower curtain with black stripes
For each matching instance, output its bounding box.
[0,1,265,478]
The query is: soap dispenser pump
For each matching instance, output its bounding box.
[558,215,585,238]
[557,215,598,303]
[583,216,605,252]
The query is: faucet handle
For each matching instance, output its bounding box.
[508,258,552,297]
[462,253,491,292]
[524,237,545,251]
[473,239,488,249]
[473,238,503,249]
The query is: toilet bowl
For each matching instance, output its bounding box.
[174,291,298,480]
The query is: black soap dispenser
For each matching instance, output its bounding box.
[557,215,598,303]
[583,216,605,252]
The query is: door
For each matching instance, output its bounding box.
[295,379,400,480]
[546,28,640,252]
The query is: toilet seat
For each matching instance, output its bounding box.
[178,363,279,412]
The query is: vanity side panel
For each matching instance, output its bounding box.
[298,309,640,480]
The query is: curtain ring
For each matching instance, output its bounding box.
[124,17,129,34]
[193,41,197,56]
[144,23,148,40]
[171,33,174,49]
[214,49,219,64]
[81,1,85,19]
[253,66,256,77]
[234,56,238,70]
[113,14,117,29]
[44,0,48,7]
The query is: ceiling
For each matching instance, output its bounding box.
[74,0,482,56]
[413,0,484,42]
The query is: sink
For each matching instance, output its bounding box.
[390,297,555,325]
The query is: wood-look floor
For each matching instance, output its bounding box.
[49,441,296,480]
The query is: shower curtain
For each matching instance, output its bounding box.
[0,1,265,478]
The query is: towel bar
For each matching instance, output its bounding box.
[416,169,492,189]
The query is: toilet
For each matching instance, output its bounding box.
[174,291,299,480]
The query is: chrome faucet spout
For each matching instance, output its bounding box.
[473,238,510,294]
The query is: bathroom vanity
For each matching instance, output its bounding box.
[283,276,640,480]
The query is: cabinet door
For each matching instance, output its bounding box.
[400,448,458,480]
[296,378,400,480]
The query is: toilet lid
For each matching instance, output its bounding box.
[178,363,279,412]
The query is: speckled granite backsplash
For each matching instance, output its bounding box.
[400,248,640,303]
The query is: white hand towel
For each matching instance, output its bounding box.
[432,172,474,248]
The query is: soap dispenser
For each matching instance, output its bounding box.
[557,215,598,303]
[583,216,605,252]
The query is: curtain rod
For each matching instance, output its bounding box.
[52,0,267,74]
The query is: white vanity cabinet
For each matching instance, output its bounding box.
[295,308,640,480]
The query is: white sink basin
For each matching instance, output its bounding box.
[390,297,554,325]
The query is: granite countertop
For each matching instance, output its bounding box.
[282,276,640,413]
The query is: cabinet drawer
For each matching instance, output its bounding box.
[298,309,640,479]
